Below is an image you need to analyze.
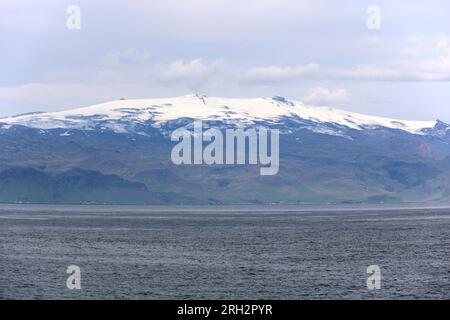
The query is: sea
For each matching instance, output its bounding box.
[0,204,448,299]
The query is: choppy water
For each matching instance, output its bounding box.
[0,204,449,299]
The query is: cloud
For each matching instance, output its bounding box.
[329,65,450,81]
[2,34,450,117]
[242,63,450,83]
[45,50,226,87]
[303,87,349,105]
[243,63,321,83]
[159,59,224,85]
[241,36,450,84]
[101,49,152,66]
[0,52,230,114]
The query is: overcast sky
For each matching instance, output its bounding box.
[1,0,450,121]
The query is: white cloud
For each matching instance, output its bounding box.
[242,35,450,83]
[160,59,224,84]
[243,63,321,83]
[101,49,152,66]
[303,87,349,105]
[45,50,226,88]
[0,53,230,114]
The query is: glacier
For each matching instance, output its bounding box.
[0,94,441,136]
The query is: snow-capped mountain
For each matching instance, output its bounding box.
[2,94,450,205]
[0,94,442,136]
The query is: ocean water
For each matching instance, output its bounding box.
[0,204,449,299]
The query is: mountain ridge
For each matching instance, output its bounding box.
[0,94,443,137]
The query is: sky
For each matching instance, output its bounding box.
[1,0,450,121]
